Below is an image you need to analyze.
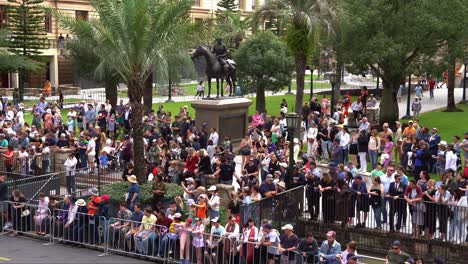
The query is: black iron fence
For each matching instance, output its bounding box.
[241,186,468,263]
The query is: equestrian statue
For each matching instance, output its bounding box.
[191,38,237,98]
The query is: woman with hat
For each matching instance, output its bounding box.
[126,175,140,211]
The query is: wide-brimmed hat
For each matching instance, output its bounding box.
[277,182,286,189]
[88,187,99,196]
[75,199,86,207]
[128,175,137,183]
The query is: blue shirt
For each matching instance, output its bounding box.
[319,240,342,264]
[131,210,144,227]
[127,183,140,205]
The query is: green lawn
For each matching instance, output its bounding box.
[414,104,468,141]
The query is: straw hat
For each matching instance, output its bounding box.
[75,199,86,207]
[128,175,137,183]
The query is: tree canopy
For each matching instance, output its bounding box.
[234,30,293,112]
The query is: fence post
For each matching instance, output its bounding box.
[97,167,102,195]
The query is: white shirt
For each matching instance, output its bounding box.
[445,150,457,171]
[209,132,219,146]
[225,222,240,239]
[339,132,350,148]
[243,226,259,243]
[67,204,78,225]
[208,194,220,211]
[16,110,24,126]
[5,110,14,121]
[64,157,78,174]
[307,127,318,140]
[88,138,96,156]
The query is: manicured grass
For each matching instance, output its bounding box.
[415,104,468,141]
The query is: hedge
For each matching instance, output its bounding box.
[101,181,184,205]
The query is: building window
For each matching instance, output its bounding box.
[192,0,201,7]
[238,0,245,10]
[252,0,259,10]
[0,6,7,29]
[45,14,52,33]
[75,10,88,21]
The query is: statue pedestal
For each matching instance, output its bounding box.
[192,98,252,143]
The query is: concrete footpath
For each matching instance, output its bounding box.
[0,235,151,263]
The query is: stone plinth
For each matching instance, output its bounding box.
[366,107,380,122]
[192,98,252,143]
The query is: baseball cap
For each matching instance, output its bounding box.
[281,224,293,231]
[263,223,272,229]
[392,240,401,248]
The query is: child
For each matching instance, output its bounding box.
[67,117,74,133]
[99,151,109,170]
[107,114,116,138]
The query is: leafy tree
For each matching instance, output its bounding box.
[234,31,294,112]
[214,11,251,49]
[57,0,194,183]
[254,0,336,114]
[341,0,442,124]
[0,29,40,71]
[428,0,468,112]
[7,0,47,101]
[216,0,237,23]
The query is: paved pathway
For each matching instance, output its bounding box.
[394,88,464,118]
[0,235,151,263]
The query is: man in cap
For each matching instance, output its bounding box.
[259,174,277,198]
[279,224,299,264]
[435,141,447,178]
[386,240,412,264]
[207,185,220,220]
[205,217,225,263]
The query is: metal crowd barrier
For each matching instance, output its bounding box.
[49,208,107,252]
[1,200,52,243]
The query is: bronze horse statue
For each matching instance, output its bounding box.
[191,45,237,98]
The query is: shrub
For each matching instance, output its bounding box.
[101,181,184,205]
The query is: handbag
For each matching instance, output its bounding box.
[22,209,30,218]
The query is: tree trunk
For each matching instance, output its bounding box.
[256,85,266,113]
[104,73,118,107]
[144,73,153,114]
[294,53,306,114]
[18,69,25,102]
[127,79,146,184]
[444,45,462,112]
[379,79,400,124]
[333,62,343,108]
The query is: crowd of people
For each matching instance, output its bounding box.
[0,85,465,263]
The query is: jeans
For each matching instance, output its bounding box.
[449,217,464,243]
[321,140,329,160]
[159,233,179,256]
[135,231,157,255]
[220,180,233,185]
[368,150,378,170]
[372,204,382,228]
[209,209,219,220]
[342,148,349,164]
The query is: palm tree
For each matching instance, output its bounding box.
[254,0,336,113]
[0,29,40,71]
[56,0,194,183]
[214,11,252,49]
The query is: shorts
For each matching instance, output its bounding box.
[88,154,96,163]
[268,253,280,261]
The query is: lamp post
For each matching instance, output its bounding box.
[403,73,412,119]
[310,66,314,100]
[329,72,337,112]
[166,77,174,102]
[286,112,301,189]
[463,50,468,102]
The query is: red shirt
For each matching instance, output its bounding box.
[429,79,436,90]
[5,149,14,166]
[184,154,199,173]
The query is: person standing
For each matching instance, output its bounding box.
[387,174,407,232]
[411,98,422,118]
[428,77,436,99]
[151,174,166,210]
[64,153,77,195]
[279,224,299,264]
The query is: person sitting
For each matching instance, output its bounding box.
[134,207,157,255]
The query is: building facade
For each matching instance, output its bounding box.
[0,0,264,92]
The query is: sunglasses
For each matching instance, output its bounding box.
[392,247,399,250]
